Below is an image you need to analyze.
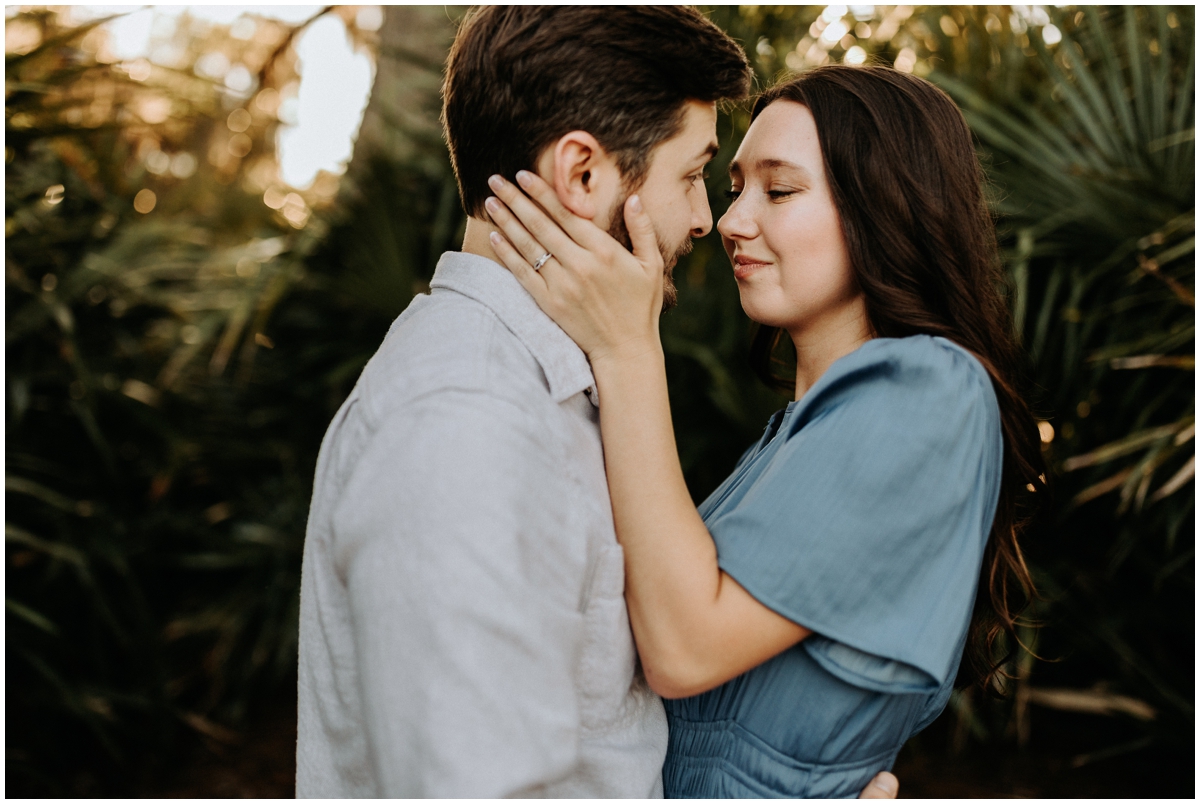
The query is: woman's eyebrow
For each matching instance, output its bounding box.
[728,158,813,180]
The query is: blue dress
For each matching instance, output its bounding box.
[663,335,1004,798]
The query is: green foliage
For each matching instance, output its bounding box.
[926,6,1194,756]
[7,10,352,794]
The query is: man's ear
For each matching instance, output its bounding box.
[536,131,621,221]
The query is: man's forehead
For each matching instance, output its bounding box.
[679,138,719,170]
[665,101,720,162]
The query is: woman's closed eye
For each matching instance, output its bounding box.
[722,187,797,201]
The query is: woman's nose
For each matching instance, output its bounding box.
[717,200,754,240]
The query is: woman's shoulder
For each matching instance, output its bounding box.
[827,334,991,389]
[799,335,998,423]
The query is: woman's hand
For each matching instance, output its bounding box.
[484,171,663,365]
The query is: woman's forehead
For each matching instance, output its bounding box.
[732,103,823,175]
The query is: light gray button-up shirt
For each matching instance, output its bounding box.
[296,251,667,798]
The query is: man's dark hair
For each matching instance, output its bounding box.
[442,6,752,218]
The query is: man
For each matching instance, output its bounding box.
[297,7,899,798]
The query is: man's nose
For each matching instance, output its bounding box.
[691,193,713,238]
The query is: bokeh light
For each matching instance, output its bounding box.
[133,188,157,213]
[844,45,868,64]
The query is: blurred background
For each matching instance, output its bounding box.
[5,4,1193,797]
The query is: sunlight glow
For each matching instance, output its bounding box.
[276,16,374,189]
[71,6,376,191]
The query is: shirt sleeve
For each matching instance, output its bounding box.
[707,337,1003,689]
[330,389,587,797]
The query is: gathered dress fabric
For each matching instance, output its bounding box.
[662,335,1004,798]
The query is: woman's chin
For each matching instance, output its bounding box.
[737,291,783,328]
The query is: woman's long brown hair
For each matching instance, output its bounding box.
[748,66,1046,690]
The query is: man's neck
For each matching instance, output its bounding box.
[460,216,503,264]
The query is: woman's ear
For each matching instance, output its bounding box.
[535,131,621,221]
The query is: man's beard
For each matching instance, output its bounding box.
[605,193,693,313]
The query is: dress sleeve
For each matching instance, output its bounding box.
[707,337,1003,688]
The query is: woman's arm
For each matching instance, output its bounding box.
[485,172,810,698]
[588,345,811,698]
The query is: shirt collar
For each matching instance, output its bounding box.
[430,251,599,407]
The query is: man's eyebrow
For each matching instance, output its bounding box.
[690,142,719,167]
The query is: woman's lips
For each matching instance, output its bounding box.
[733,257,770,281]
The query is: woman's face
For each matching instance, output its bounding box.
[717,101,867,343]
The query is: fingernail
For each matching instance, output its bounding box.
[487,174,503,191]
[484,196,499,213]
[629,195,642,213]
[516,170,533,188]
[489,231,502,245]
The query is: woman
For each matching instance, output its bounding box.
[485,66,1045,798]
